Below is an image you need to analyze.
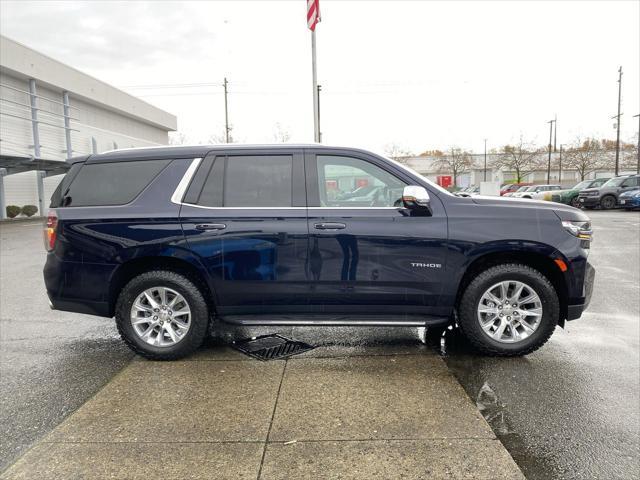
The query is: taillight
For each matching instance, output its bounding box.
[44,210,58,251]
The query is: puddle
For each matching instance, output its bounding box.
[475,381,512,435]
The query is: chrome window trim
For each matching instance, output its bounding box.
[171,157,202,205]
[177,204,400,211]
[171,158,402,211]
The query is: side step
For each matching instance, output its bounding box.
[219,314,449,327]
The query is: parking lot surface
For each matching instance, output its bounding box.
[438,210,640,479]
[1,210,638,479]
[1,342,525,479]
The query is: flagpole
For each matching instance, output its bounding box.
[311,29,319,142]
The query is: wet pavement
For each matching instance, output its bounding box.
[0,220,133,471]
[433,210,640,479]
[1,341,523,480]
[1,210,638,478]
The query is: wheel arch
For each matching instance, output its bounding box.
[454,248,569,326]
[108,253,216,317]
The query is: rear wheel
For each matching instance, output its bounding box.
[115,270,209,360]
[600,195,616,210]
[458,264,558,356]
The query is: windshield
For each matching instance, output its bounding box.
[602,177,627,188]
[572,180,591,190]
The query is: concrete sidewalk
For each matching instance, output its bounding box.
[1,343,524,479]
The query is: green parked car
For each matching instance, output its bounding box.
[545,178,611,207]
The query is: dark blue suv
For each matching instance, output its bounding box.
[44,145,595,359]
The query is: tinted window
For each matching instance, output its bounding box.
[317,155,406,207]
[63,160,170,206]
[198,155,293,207]
[622,177,639,187]
[50,162,83,207]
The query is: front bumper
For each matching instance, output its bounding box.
[567,262,595,321]
[577,196,600,207]
[618,197,640,208]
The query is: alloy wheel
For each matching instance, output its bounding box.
[476,280,543,343]
[130,287,191,347]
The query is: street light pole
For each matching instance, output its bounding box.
[547,119,555,184]
[483,138,487,182]
[223,77,230,143]
[614,66,623,176]
[634,114,639,174]
[558,144,563,184]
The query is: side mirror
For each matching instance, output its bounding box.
[402,185,431,210]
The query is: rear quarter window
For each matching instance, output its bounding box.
[61,159,171,207]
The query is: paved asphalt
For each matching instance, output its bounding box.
[0,220,133,471]
[435,210,640,479]
[1,210,638,478]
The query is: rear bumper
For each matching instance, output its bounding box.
[44,253,115,318]
[567,262,595,321]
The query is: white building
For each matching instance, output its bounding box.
[402,152,633,189]
[0,36,176,218]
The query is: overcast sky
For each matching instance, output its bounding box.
[1,0,638,154]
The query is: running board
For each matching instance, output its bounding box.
[219,314,449,327]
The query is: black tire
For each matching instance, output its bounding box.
[115,270,209,360]
[569,196,580,208]
[457,263,559,356]
[600,195,616,210]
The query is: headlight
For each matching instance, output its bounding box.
[634,192,640,198]
[562,220,592,240]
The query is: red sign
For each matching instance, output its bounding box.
[436,175,452,188]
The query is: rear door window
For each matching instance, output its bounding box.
[62,159,170,206]
[197,155,294,207]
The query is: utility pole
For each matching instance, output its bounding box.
[547,118,555,184]
[317,84,322,143]
[483,139,488,181]
[634,114,639,174]
[614,66,623,176]
[223,77,230,143]
[558,144,563,184]
[553,114,557,152]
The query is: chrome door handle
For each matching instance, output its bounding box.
[314,222,347,230]
[195,223,227,231]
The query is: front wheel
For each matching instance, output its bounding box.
[600,195,616,210]
[570,196,580,208]
[457,264,559,356]
[115,270,209,360]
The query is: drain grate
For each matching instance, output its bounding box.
[232,334,315,361]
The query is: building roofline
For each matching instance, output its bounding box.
[0,35,176,131]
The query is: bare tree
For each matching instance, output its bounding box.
[208,126,234,144]
[564,137,607,180]
[168,131,189,145]
[492,138,543,182]
[273,123,291,143]
[384,143,413,163]
[433,147,474,187]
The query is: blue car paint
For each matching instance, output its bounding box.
[44,145,594,324]
[618,188,640,208]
